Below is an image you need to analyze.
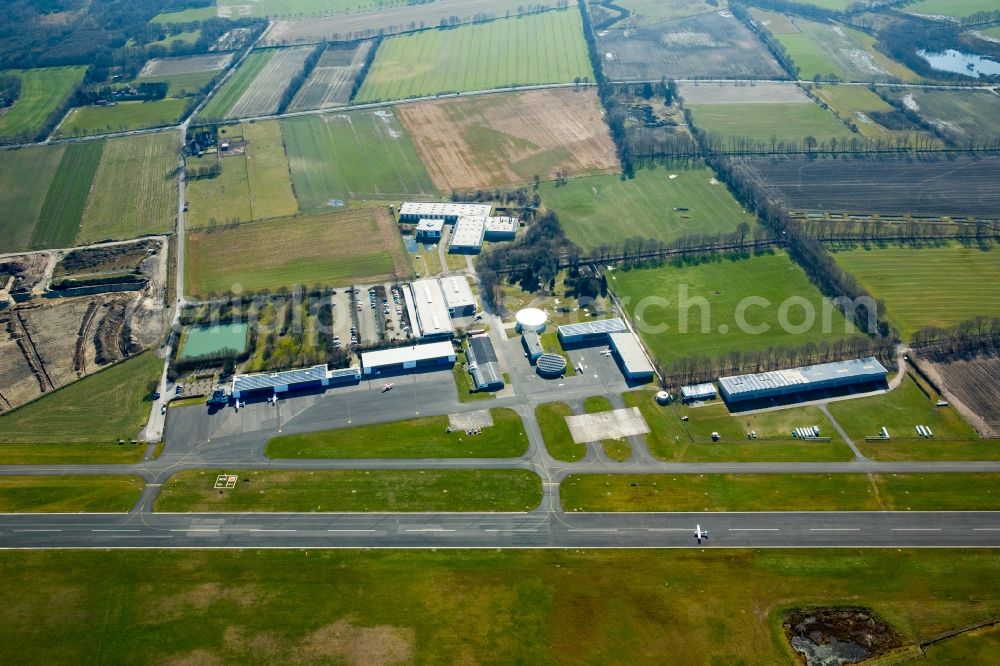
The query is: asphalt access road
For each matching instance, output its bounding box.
[2,511,999,549]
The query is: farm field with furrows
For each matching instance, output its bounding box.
[810,84,941,146]
[54,99,190,137]
[185,207,411,295]
[538,163,756,251]
[288,41,373,111]
[354,9,592,103]
[925,356,1000,438]
[613,251,862,364]
[831,243,1000,339]
[0,352,161,443]
[881,89,1000,147]
[135,70,218,98]
[262,0,540,44]
[0,66,86,142]
[29,142,105,250]
[198,49,274,121]
[217,0,408,19]
[139,53,233,78]
[0,144,66,253]
[394,89,619,191]
[225,46,313,119]
[731,154,1000,219]
[903,0,1000,20]
[685,100,857,146]
[609,0,719,26]
[281,110,436,210]
[76,131,180,244]
[598,11,788,82]
[678,81,810,105]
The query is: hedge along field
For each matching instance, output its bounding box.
[281,109,436,210]
[0,144,64,253]
[0,66,86,142]
[355,8,592,102]
[77,131,180,244]
[613,251,862,364]
[539,163,757,251]
[831,243,1000,340]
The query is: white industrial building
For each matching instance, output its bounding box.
[483,216,518,240]
[361,341,456,375]
[409,278,454,338]
[608,331,655,382]
[231,365,361,399]
[439,276,477,317]
[449,215,487,253]
[399,202,492,223]
[415,218,444,241]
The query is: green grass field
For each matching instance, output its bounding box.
[625,390,857,462]
[138,69,218,98]
[243,120,298,219]
[686,101,856,146]
[76,130,179,243]
[149,29,202,48]
[903,0,1000,19]
[831,244,1000,339]
[267,408,528,458]
[539,163,756,251]
[536,402,587,462]
[0,353,161,443]
[617,0,718,25]
[155,469,541,512]
[614,251,862,364]
[54,99,189,137]
[199,49,274,121]
[151,6,218,23]
[884,89,1000,144]
[355,9,592,102]
[812,84,940,145]
[0,476,144,512]
[30,141,105,249]
[0,443,147,465]
[1,549,999,663]
[0,143,65,252]
[0,66,86,141]
[561,472,1000,512]
[186,207,410,295]
[281,110,437,210]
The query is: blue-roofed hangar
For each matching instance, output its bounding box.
[718,357,888,404]
[557,318,628,345]
[231,365,361,399]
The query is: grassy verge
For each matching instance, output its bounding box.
[0,476,144,512]
[561,473,1000,512]
[601,440,631,462]
[154,469,541,512]
[453,348,495,403]
[584,395,613,413]
[536,402,586,462]
[1,550,999,663]
[0,443,147,465]
[266,408,528,458]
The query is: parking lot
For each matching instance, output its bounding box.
[353,283,413,346]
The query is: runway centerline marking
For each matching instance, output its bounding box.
[729,528,779,532]
[810,528,860,531]
[92,529,140,532]
[405,528,455,532]
[249,529,297,533]
[891,528,942,531]
[13,529,62,532]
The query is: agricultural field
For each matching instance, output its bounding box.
[185,207,411,295]
[263,0,539,44]
[226,46,313,119]
[0,66,86,142]
[0,144,68,253]
[598,11,787,82]
[76,131,180,244]
[606,0,718,27]
[281,109,436,210]
[54,99,189,136]
[3,549,1000,663]
[903,0,1000,20]
[139,53,233,78]
[395,89,619,191]
[217,0,409,19]
[678,80,810,105]
[539,162,756,251]
[613,251,862,364]
[354,9,592,102]
[287,41,373,111]
[0,352,160,443]
[831,243,1000,339]
[29,142,105,250]
[198,49,274,121]
[151,6,218,24]
[730,154,1000,219]
[685,99,856,147]
[882,89,1000,147]
[925,355,1000,438]
[148,29,202,49]
[811,84,940,146]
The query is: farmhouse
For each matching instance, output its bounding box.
[415,218,444,241]
[439,276,476,317]
[449,216,486,253]
[467,334,504,392]
[399,202,492,223]
[361,341,457,376]
[557,318,628,345]
[718,357,889,404]
[608,331,655,382]
[409,278,454,338]
[231,365,361,399]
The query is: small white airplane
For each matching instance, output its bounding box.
[600,349,613,357]
[382,383,394,392]
[694,524,709,544]
[268,395,278,406]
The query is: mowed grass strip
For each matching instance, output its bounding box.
[281,110,436,210]
[355,8,592,102]
[831,244,1000,339]
[536,403,587,462]
[0,476,145,513]
[0,443,147,465]
[186,207,411,296]
[199,49,275,121]
[686,102,856,144]
[77,131,180,243]
[561,472,1000,512]
[154,469,542,512]
[54,99,189,137]
[267,408,528,458]
[539,163,756,251]
[0,143,64,252]
[1,550,1000,664]
[624,390,856,462]
[30,141,104,250]
[614,251,862,364]
[0,352,161,444]
[243,120,298,220]
[0,66,86,141]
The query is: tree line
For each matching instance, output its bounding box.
[910,317,1000,362]
[276,42,325,114]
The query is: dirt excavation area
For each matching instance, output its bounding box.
[784,607,903,665]
[0,238,168,413]
[395,88,620,192]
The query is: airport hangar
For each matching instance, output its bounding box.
[557,319,655,381]
[718,357,889,404]
[467,334,504,392]
[231,366,362,400]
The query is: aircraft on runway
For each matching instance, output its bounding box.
[694,525,709,544]
[382,383,394,392]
